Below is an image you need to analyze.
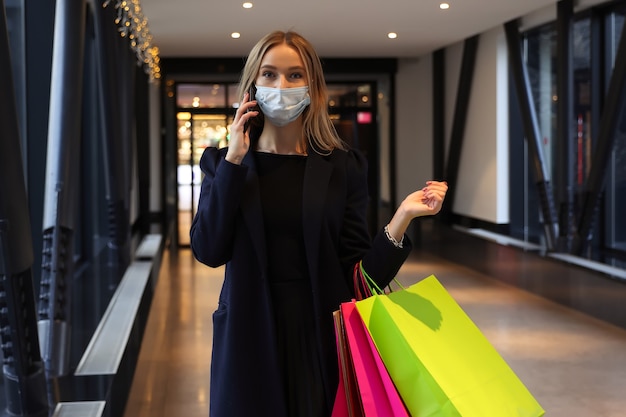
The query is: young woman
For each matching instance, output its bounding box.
[190,30,448,417]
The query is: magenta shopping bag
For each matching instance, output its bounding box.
[332,310,363,417]
[341,301,409,417]
[332,371,349,417]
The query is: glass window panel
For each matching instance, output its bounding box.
[5,0,26,156]
[177,112,192,166]
[609,12,625,69]
[572,18,592,219]
[176,104,234,246]
[608,10,626,253]
[515,25,557,245]
[525,25,556,182]
[328,84,372,108]
[177,83,226,108]
[192,114,229,158]
[228,84,240,108]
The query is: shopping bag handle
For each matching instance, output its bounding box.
[358,261,405,296]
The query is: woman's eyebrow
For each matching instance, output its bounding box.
[260,64,305,71]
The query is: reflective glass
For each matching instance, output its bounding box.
[608,11,626,252]
[522,10,626,260]
[571,17,593,240]
[228,84,240,108]
[177,83,226,108]
[525,26,556,181]
[176,111,233,245]
[5,0,26,152]
[514,25,558,245]
[328,84,372,108]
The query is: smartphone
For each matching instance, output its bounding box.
[244,85,258,133]
[248,84,257,102]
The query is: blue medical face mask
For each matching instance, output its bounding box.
[254,85,311,127]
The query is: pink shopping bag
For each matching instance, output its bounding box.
[332,372,349,417]
[332,310,364,417]
[341,301,409,417]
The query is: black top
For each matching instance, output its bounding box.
[255,151,326,417]
[255,151,308,283]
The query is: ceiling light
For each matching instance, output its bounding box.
[243,2,253,8]
[440,3,450,9]
[387,32,398,39]
[231,32,241,39]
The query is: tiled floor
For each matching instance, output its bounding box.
[124,247,626,417]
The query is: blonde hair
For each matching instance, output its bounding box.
[238,30,347,153]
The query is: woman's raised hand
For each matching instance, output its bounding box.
[225,92,259,165]
[386,181,448,242]
[405,180,448,217]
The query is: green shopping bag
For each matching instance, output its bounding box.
[354,274,544,417]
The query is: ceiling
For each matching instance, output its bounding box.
[141,0,561,59]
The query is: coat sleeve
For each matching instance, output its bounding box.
[190,147,248,267]
[340,149,412,291]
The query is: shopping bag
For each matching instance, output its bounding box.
[355,274,545,417]
[331,365,349,417]
[332,310,364,417]
[340,301,410,417]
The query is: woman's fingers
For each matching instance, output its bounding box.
[225,94,258,164]
[420,181,447,211]
[426,181,448,194]
[234,96,258,133]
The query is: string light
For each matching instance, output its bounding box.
[103,0,161,82]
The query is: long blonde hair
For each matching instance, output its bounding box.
[237,30,346,153]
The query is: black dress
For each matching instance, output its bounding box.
[255,151,328,417]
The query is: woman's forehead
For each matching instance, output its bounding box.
[261,44,305,68]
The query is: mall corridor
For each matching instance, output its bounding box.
[4,1,626,416]
[123,245,626,417]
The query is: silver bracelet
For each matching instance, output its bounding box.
[384,224,404,248]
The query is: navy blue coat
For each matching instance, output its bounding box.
[190,146,412,417]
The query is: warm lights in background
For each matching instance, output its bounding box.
[103,0,161,82]
[440,3,450,10]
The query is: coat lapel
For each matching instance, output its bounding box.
[240,152,268,275]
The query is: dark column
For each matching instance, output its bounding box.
[432,48,446,182]
[0,1,48,415]
[93,2,132,284]
[555,0,576,252]
[135,69,152,235]
[37,0,86,404]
